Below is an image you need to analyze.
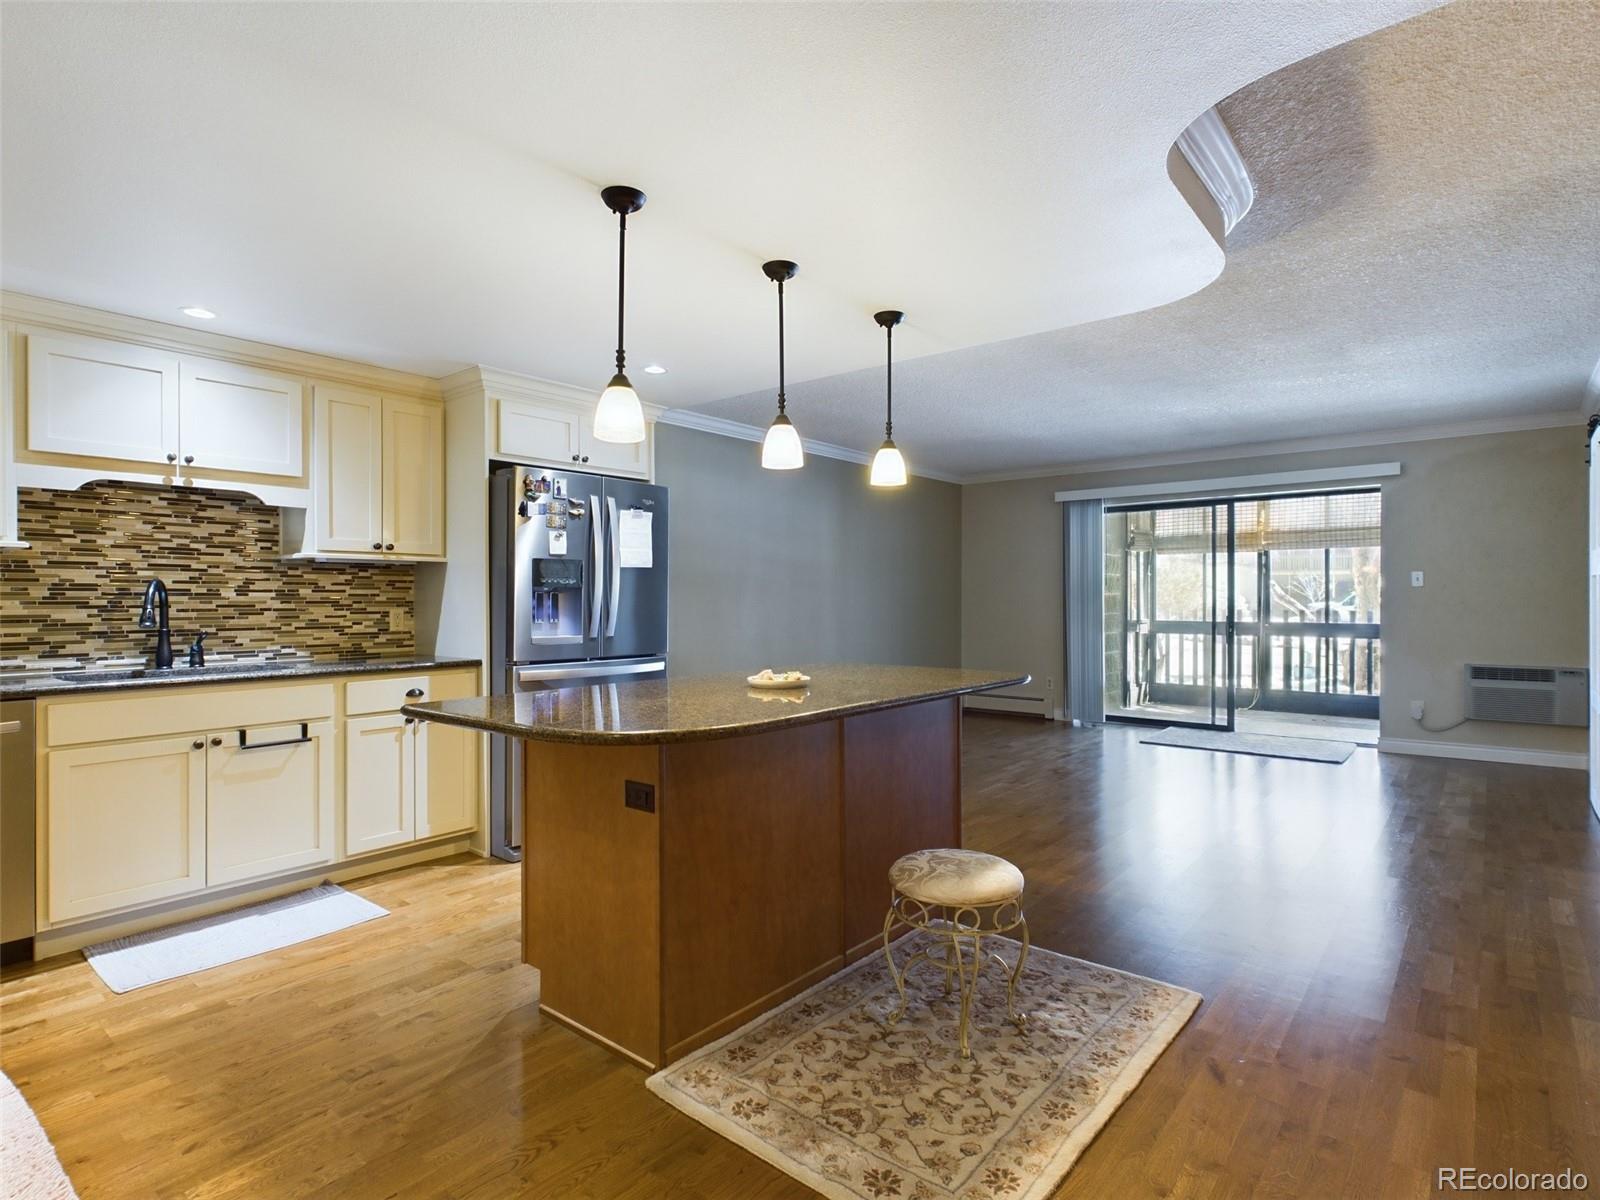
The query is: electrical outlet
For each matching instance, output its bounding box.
[1410,571,1424,588]
[1410,700,1425,720]
[624,780,656,813]
[1045,677,1054,692]
[390,607,414,633]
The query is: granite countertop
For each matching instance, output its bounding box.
[0,655,482,700]
[402,664,1029,745]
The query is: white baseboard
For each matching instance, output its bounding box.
[1378,737,1588,771]
[964,693,1053,720]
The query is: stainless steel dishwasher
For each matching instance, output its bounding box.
[1,699,36,965]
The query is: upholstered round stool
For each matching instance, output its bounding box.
[881,848,1029,1058]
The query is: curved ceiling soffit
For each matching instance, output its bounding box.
[1172,108,1256,246]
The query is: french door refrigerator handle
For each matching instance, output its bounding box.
[606,495,621,638]
[516,660,664,683]
[589,494,604,639]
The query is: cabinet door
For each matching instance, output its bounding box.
[207,720,335,886]
[580,425,651,479]
[344,713,414,855]
[417,673,480,839]
[27,333,180,467]
[46,735,206,922]
[179,357,306,478]
[496,397,581,466]
[381,396,444,557]
[314,385,384,554]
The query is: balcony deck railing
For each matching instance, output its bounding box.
[1128,619,1380,717]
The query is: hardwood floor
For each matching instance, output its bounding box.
[3,715,1596,1198]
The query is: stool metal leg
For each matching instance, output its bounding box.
[1005,914,1030,1026]
[954,930,990,1059]
[882,902,908,1024]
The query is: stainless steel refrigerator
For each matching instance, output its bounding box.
[489,465,668,860]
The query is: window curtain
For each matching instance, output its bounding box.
[1063,498,1105,725]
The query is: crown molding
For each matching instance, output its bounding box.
[0,291,440,399]
[655,408,962,484]
[1175,107,1254,236]
[963,409,1588,486]
[440,363,665,420]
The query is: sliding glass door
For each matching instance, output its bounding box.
[1104,488,1383,732]
[1105,499,1236,730]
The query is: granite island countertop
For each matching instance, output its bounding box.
[402,664,1029,745]
[0,655,482,700]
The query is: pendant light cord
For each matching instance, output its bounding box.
[884,323,893,439]
[615,211,628,375]
[776,278,787,416]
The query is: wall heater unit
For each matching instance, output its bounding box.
[1464,665,1588,726]
[964,692,1054,720]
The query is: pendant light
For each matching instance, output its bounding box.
[869,310,908,487]
[593,185,648,444]
[760,260,804,470]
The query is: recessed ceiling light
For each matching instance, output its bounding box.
[180,306,217,320]
[643,364,668,375]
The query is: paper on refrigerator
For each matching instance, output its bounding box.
[618,509,653,568]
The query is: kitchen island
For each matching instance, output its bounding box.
[405,664,1027,1068]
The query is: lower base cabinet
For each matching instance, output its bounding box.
[47,735,208,923]
[207,721,336,886]
[38,668,482,931]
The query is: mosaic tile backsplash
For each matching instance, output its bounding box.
[1,482,416,667]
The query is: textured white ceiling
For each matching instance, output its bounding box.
[2,1,1428,457]
[699,0,1600,477]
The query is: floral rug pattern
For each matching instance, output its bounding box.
[647,934,1200,1200]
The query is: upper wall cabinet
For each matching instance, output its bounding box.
[292,384,444,561]
[495,393,652,480]
[24,332,307,483]
[178,358,304,477]
[27,334,180,466]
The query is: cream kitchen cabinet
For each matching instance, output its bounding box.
[25,332,306,480]
[495,393,652,480]
[206,720,336,886]
[343,669,478,855]
[27,333,180,467]
[46,733,208,922]
[300,384,443,560]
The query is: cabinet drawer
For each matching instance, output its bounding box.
[45,683,336,747]
[345,674,434,715]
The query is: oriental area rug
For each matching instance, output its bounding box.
[647,934,1200,1200]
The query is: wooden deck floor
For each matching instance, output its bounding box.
[3,715,1596,1198]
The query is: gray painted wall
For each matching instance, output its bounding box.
[962,425,1589,758]
[656,424,962,675]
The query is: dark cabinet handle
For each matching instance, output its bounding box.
[384,543,395,551]
[581,455,589,463]
[405,688,424,698]
[404,716,415,725]
[192,739,204,750]
[183,455,194,465]
[571,454,580,462]
[238,723,311,750]
[372,542,382,550]
[168,453,179,463]
[210,736,222,747]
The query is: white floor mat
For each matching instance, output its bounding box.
[82,883,387,994]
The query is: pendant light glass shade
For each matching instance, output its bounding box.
[870,309,908,488]
[761,260,803,471]
[869,440,907,487]
[761,413,805,470]
[593,372,646,443]
[595,185,647,445]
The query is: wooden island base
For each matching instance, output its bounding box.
[523,697,960,1068]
